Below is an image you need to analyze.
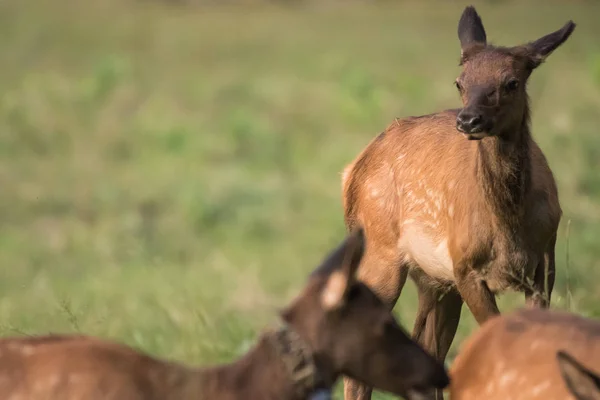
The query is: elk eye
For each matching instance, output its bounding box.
[454,81,462,91]
[505,79,519,92]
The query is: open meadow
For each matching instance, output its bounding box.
[1,0,600,398]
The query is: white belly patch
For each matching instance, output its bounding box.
[399,224,455,281]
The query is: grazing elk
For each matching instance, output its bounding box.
[450,308,600,400]
[0,229,448,400]
[341,5,575,400]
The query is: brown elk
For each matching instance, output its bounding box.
[449,308,600,400]
[0,229,448,400]
[341,5,575,400]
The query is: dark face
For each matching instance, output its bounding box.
[454,6,576,140]
[323,282,449,398]
[455,48,530,140]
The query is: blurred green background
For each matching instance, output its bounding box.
[1,0,599,398]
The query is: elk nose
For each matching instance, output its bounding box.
[433,367,450,389]
[456,111,483,133]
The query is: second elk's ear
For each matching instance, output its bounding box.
[321,227,366,311]
[556,350,600,400]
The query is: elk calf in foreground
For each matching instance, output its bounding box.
[0,229,448,400]
[450,308,600,400]
[341,6,575,400]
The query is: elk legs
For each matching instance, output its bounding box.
[525,233,556,308]
[343,255,409,400]
[455,266,500,325]
[412,280,463,400]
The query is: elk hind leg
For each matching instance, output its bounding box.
[412,279,463,400]
[343,254,409,400]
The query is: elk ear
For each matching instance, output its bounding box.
[525,21,576,70]
[457,6,487,57]
[556,350,600,400]
[320,227,365,311]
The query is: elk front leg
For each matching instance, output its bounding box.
[343,255,409,400]
[525,233,556,308]
[455,267,499,325]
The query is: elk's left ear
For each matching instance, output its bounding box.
[526,21,576,69]
[321,227,365,311]
[457,6,487,59]
[556,350,600,400]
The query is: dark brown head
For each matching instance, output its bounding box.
[281,228,449,398]
[454,6,575,140]
[557,350,600,400]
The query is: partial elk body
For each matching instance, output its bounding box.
[450,308,600,400]
[341,5,575,400]
[0,229,448,400]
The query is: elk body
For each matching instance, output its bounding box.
[341,6,575,400]
[0,229,448,400]
[450,308,600,400]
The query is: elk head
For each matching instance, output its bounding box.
[281,228,449,399]
[454,6,575,140]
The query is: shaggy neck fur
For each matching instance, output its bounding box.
[475,101,532,233]
[172,324,329,400]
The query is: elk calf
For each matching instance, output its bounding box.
[0,229,448,400]
[450,308,600,400]
[341,6,575,400]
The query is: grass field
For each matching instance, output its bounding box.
[1,0,600,398]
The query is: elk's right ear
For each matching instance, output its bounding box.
[320,227,365,311]
[457,6,487,58]
[524,20,576,70]
[556,350,600,400]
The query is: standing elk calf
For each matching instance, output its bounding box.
[450,308,600,400]
[0,229,449,400]
[341,5,575,400]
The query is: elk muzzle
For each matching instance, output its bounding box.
[456,85,496,139]
[398,345,450,397]
[456,108,492,140]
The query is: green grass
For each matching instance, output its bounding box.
[1,0,600,398]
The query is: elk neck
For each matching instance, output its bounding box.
[473,103,532,232]
[181,322,331,400]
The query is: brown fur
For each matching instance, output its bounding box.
[341,6,575,400]
[0,229,449,400]
[450,308,600,400]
